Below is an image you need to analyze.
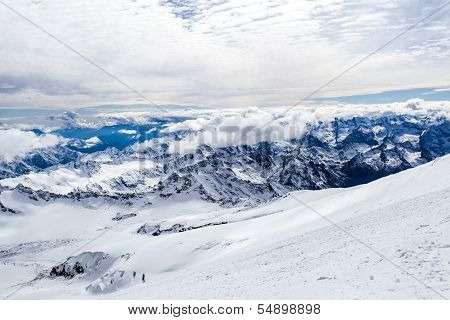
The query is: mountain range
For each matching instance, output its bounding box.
[1,105,450,299]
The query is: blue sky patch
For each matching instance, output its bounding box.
[311,86,450,104]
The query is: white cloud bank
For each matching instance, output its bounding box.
[160,99,450,154]
[0,0,449,108]
[84,136,102,147]
[118,129,137,135]
[0,129,63,161]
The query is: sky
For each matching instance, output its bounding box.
[0,0,449,109]
[312,86,450,104]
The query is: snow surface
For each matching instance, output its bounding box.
[1,154,449,299]
[1,160,159,195]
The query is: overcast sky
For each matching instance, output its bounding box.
[0,0,449,108]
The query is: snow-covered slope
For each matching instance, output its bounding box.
[1,154,449,299]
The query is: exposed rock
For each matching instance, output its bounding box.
[0,200,17,214]
[50,252,111,279]
[112,213,137,221]
[137,221,228,236]
[137,223,161,236]
[420,121,450,160]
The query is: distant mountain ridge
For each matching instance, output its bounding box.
[1,114,449,206]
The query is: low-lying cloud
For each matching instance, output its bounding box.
[0,129,64,162]
[160,99,450,154]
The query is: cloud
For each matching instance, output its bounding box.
[160,99,450,154]
[84,136,102,147]
[0,0,449,108]
[118,129,138,135]
[0,129,64,161]
[432,87,450,92]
